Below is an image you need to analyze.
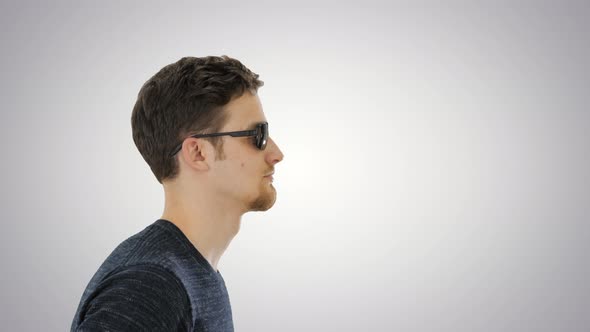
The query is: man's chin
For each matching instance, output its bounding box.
[249,187,277,212]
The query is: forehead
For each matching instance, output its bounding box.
[221,92,267,130]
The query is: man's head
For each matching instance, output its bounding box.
[131,56,284,212]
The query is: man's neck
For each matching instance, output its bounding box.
[160,190,243,272]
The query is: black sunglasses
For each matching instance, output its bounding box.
[169,121,269,158]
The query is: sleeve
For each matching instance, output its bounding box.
[76,264,192,332]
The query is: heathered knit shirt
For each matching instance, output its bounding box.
[70,219,234,331]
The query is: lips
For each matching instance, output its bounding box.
[263,172,274,181]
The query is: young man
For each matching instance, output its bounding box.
[70,56,284,331]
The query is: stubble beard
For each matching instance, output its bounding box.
[249,183,277,212]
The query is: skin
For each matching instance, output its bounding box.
[160,91,284,272]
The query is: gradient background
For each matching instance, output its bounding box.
[1,1,589,331]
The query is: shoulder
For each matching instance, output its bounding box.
[105,220,194,268]
[75,264,192,331]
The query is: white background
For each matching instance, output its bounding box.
[1,1,589,331]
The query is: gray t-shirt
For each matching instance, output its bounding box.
[71,219,234,331]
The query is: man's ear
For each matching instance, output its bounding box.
[180,137,212,171]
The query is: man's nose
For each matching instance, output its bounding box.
[266,137,284,165]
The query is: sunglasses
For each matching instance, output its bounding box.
[170,121,269,158]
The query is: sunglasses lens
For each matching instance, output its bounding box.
[256,123,268,150]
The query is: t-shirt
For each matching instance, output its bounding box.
[70,219,234,331]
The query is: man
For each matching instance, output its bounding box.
[70,55,284,331]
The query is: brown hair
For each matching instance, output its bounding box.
[131,55,264,184]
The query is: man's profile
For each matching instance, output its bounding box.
[70,55,284,331]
